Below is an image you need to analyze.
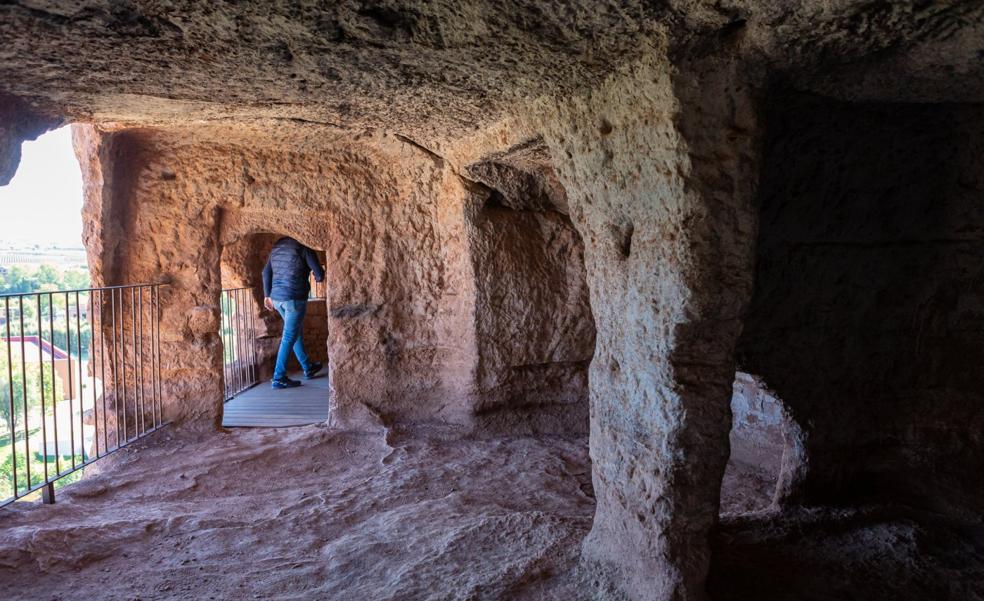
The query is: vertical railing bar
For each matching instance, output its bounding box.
[244,289,250,389]
[232,290,239,395]
[235,288,241,393]
[46,293,60,475]
[146,287,153,427]
[49,293,60,475]
[233,289,241,396]
[140,286,148,429]
[65,292,75,471]
[220,291,226,398]
[227,291,233,397]
[154,285,162,425]
[233,291,238,392]
[150,286,161,428]
[119,288,129,444]
[75,291,85,464]
[100,289,109,454]
[110,288,120,450]
[134,286,143,436]
[19,297,30,490]
[145,287,154,430]
[129,287,137,439]
[37,294,49,483]
[243,288,253,388]
[242,290,250,388]
[219,290,230,398]
[239,290,247,392]
[4,298,17,496]
[249,289,258,387]
[90,290,100,458]
[230,290,237,395]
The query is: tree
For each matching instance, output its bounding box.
[35,264,60,288]
[0,340,60,429]
[62,268,91,291]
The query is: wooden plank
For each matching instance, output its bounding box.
[221,373,330,428]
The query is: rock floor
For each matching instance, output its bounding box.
[0,425,981,601]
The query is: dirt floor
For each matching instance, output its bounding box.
[0,425,981,601]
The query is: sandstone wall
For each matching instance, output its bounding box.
[726,372,797,511]
[737,93,984,515]
[75,123,601,434]
[458,139,597,435]
[76,126,226,427]
[0,94,60,185]
[77,126,482,428]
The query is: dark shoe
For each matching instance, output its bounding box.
[304,362,324,379]
[271,377,302,389]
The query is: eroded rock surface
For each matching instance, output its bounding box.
[0,428,595,601]
[1,431,980,601]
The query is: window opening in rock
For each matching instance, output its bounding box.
[720,372,799,516]
[0,125,94,501]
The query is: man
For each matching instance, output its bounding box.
[262,236,325,389]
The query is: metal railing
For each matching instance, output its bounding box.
[309,273,326,300]
[0,284,166,506]
[221,287,258,401]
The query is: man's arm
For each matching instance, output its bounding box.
[304,248,325,282]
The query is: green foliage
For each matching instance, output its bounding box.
[0,442,86,501]
[0,446,27,500]
[0,345,61,425]
[0,266,96,502]
[0,264,90,295]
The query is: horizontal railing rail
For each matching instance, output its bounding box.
[1,283,167,507]
[221,287,259,401]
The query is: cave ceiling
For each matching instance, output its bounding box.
[0,0,982,150]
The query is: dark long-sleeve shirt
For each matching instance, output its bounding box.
[262,237,325,301]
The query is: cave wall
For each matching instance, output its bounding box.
[737,93,984,515]
[0,95,60,186]
[76,125,483,428]
[76,126,227,427]
[75,123,600,434]
[725,372,796,512]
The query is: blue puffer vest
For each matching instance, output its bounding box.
[267,238,312,301]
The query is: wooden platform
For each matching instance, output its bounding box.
[221,372,330,428]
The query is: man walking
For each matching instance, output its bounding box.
[262,236,325,389]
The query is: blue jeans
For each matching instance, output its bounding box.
[272,299,312,381]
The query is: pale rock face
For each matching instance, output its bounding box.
[534,50,761,600]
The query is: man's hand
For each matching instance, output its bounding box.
[264,297,275,311]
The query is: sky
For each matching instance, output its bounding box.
[0,126,84,248]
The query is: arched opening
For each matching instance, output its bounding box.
[217,231,330,428]
[720,372,804,515]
